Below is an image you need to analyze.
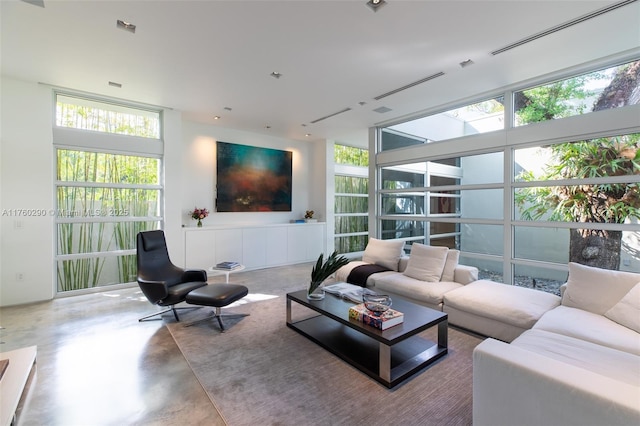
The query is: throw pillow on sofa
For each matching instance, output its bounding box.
[362,238,405,271]
[441,249,460,282]
[563,262,640,315]
[604,282,640,333]
[403,243,448,282]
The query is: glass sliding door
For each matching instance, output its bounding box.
[55,150,162,291]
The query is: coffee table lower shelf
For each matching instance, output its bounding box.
[287,314,447,388]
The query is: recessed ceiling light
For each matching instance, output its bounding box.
[116,19,136,33]
[213,116,220,120]
[270,72,282,79]
[305,133,311,137]
[460,59,474,68]
[108,81,122,88]
[224,107,232,111]
[301,124,307,127]
[265,125,271,129]
[366,0,387,12]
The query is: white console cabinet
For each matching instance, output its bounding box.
[184,222,326,271]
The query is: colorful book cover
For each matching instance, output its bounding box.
[348,303,404,330]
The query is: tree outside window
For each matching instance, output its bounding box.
[514,60,640,270]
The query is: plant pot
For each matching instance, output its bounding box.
[307,281,325,300]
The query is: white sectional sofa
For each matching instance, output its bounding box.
[335,239,640,425]
[335,239,479,310]
[336,256,478,311]
[443,279,560,342]
[473,262,640,426]
[336,239,560,341]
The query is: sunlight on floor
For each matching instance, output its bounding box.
[225,293,279,308]
[54,327,151,424]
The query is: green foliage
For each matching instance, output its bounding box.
[56,99,160,139]
[515,72,605,125]
[515,134,640,224]
[456,96,505,116]
[334,235,368,254]
[334,174,369,254]
[334,144,369,166]
[514,61,639,230]
[56,149,160,291]
[309,251,350,294]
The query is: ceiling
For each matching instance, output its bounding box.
[2,0,639,145]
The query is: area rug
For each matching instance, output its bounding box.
[167,271,483,426]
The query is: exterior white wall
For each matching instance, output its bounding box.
[391,114,468,141]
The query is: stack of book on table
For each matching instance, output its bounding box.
[348,304,404,330]
[215,261,241,270]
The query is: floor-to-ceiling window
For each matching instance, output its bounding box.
[54,94,163,293]
[334,144,369,255]
[375,58,640,295]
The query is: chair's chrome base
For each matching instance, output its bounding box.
[183,307,249,332]
[138,306,202,322]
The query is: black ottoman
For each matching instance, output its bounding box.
[184,284,249,332]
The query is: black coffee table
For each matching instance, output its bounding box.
[286,289,448,388]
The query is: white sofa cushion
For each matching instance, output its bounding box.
[403,243,448,282]
[361,238,405,271]
[444,280,561,329]
[441,249,460,282]
[511,329,640,387]
[374,272,462,307]
[534,305,640,356]
[453,264,478,285]
[605,283,640,333]
[562,262,640,315]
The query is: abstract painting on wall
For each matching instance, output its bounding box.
[216,141,292,212]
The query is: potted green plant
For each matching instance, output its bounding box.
[308,251,349,300]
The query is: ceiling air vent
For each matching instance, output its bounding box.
[373,106,392,114]
[20,0,44,7]
[310,107,352,124]
[374,72,445,101]
[491,0,637,56]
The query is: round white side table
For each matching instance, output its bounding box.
[208,265,246,283]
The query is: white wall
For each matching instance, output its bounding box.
[0,77,329,306]
[163,109,186,264]
[180,122,324,225]
[1,78,55,306]
[176,122,328,267]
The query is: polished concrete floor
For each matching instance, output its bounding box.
[0,272,247,425]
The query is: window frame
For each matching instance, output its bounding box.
[373,55,640,293]
[334,145,370,255]
[53,92,165,295]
